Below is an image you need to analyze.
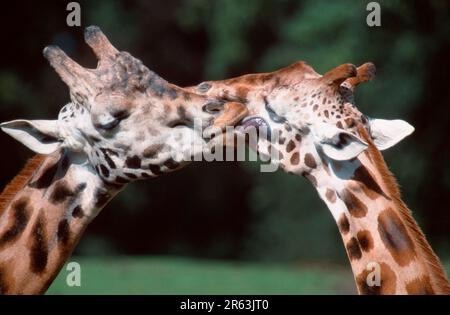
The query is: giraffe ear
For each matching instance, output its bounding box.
[0,119,62,154]
[313,125,368,160]
[369,118,415,150]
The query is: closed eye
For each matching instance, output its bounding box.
[97,110,130,131]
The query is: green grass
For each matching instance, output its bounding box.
[47,257,450,295]
[47,256,356,295]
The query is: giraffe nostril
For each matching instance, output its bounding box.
[197,82,212,93]
[202,100,224,114]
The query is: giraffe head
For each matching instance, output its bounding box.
[192,61,414,174]
[0,26,247,186]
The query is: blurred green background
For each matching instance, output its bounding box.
[0,0,449,294]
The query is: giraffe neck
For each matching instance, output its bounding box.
[312,135,450,294]
[0,150,121,294]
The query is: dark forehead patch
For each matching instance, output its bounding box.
[356,262,397,295]
[340,189,368,218]
[337,213,350,235]
[357,230,374,252]
[378,208,416,266]
[30,212,48,274]
[346,237,362,261]
[0,197,31,247]
[405,275,435,295]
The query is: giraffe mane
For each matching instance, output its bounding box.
[0,154,45,217]
[358,125,450,294]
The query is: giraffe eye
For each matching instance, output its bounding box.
[97,110,130,131]
[100,119,120,130]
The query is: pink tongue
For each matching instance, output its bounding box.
[238,117,271,140]
[241,117,267,129]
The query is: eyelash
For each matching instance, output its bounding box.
[99,110,130,130]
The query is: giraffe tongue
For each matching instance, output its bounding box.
[237,116,271,140]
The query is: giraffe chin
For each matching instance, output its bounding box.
[237,116,271,140]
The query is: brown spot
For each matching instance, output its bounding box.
[313,105,319,111]
[357,230,374,252]
[278,137,286,145]
[295,133,302,142]
[286,140,296,153]
[143,144,164,158]
[378,208,416,266]
[57,219,71,245]
[324,110,329,118]
[341,189,368,218]
[0,197,31,247]
[290,152,300,165]
[353,166,388,200]
[30,212,48,274]
[356,262,397,295]
[125,155,141,169]
[28,159,59,189]
[325,189,336,203]
[50,181,86,205]
[72,205,84,219]
[338,213,350,235]
[405,276,435,295]
[183,92,192,101]
[345,118,355,127]
[304,153,317,168]
[336,121,343,129]
[346,237,362,260]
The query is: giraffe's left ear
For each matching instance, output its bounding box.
[369,118,415,150]
[0,119,62,154]
[312,124,368,161]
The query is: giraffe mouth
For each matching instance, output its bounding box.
[237,116,271,140]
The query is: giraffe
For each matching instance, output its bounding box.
[0,26,247,294]
[190,61,450,294]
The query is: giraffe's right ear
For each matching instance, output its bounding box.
[0,119,62,154]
